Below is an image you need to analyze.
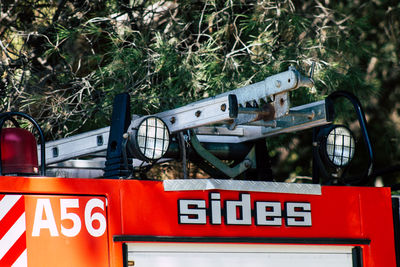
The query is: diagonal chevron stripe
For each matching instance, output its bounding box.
[11,249,27,267]
[0,229,27,267]
[0,196,24,240]
[0,195,22,221]
[0,212,26,259]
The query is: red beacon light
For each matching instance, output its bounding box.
[0,112,46,176]
[1,128,39,175]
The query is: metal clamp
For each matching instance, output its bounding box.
[190,131,256,179]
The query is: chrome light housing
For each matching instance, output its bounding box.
[129,116,170,162]
[319,125,355,168]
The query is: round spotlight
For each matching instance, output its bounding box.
[131,116,170,162]
[323,125,355,167]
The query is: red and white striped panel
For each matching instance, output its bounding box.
[0,195,27,267]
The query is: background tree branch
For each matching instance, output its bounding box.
[0,0,399,183]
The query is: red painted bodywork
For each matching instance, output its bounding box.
[0,176,396,266]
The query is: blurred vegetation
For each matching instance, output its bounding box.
[1,0,399,184]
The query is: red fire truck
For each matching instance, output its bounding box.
[0,68,398,266]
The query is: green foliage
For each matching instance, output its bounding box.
[1,0,400,183]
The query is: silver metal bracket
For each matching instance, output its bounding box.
[190,132,256,179]
[196,100,330,143]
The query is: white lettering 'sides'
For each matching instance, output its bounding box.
[178,193,312,227]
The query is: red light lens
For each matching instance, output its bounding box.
[1,128,39,174]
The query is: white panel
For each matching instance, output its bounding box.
[127,243,354,267]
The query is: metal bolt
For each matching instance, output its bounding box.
[244,159,252,168]
[195,110,201,117]
[221,103,227,112]
[170,116,176,124]
[307,111,315,120]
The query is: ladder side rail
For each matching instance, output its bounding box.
[129,67,313,134]
[38,126,110,165]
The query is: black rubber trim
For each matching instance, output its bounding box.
[392,198,400,267]
[122,243,128,267]
[352,246,363,267]
[113,235,370,245]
